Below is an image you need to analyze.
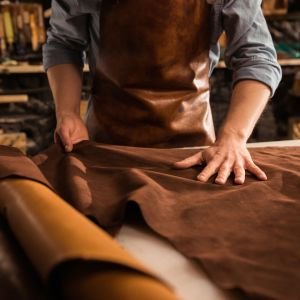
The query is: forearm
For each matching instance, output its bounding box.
[217,80,271,144]
[47,64,83,117]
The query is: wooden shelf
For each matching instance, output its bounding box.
[265,12,300,21]
[0,60,299,74]
[277,59,300,66]
[0,64,90,74]
[0,132,26,154]
[216,59,300,69]
[80,100,88,119]
[0,64,44,74]
[0,94,28,103]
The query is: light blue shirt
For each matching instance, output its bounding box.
[43,0,282,96]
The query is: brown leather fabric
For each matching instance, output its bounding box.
[0,145,50,187]
[32,142,300,300]
[1,143,300,299]
[87,0,215,147]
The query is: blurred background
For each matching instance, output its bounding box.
[0,0,299,155]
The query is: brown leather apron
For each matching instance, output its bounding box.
[86,0,215,147]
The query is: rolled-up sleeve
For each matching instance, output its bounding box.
[223,0,282,97]
[43,0,89,71]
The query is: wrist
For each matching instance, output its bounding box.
[56,110,80,119]
[216,127,248,145]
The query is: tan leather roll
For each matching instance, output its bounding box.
[0,178,177,300]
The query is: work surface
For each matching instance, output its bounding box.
[115,140,300,300]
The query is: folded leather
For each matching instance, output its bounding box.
[0,145,177,300]
[0,145,50,187]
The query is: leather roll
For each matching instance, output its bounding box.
[0,178,177,300]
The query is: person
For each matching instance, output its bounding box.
[43,0,282,185]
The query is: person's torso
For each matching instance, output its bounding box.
[86,0,216,147]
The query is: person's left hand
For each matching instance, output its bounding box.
[174,139,267,185]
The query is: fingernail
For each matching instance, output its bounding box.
[216,180,225,185]
[65,145,71,152]
[235,179,243,185]
[197,175,206,182]
[260,174,267,180]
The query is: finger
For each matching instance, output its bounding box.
[197,158,223,182]
[246,161,267,181]
[59,128,73,152]
[174,152,203,169]
[215,162,232,185]
[233,164,246,185]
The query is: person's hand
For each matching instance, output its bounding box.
[55,112,89,152]
[174,138,267,185]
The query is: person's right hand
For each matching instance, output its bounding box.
[55,112,89,152]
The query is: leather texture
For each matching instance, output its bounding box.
[34,142,300,300]
[87,0,215,147]
[1,143,300,299]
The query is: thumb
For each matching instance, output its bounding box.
[173,152,203,169]
[56,128,73,152]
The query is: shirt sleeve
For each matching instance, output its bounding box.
[43,0,90,71]
[222,0,282,97]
